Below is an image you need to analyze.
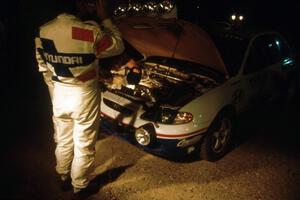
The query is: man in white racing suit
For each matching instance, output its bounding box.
[35,0,124,197]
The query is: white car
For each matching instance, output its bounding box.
[100,17,298,161]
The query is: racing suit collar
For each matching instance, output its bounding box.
[57,13,78,20]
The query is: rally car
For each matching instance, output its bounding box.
[99,17,298,161]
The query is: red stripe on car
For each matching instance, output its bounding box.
[72,27,94,42]
[156,128,208,138]
[96,35,112,54]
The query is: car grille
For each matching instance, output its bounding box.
[103,98,133,115]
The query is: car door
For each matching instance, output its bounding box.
[242,34,283,106]
[264,34,297,100]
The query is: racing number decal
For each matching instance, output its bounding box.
[232,89,245,104]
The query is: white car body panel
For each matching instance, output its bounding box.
[99,17,298,158]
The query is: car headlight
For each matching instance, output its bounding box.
[160,108,193,124]
[174,112,193,124]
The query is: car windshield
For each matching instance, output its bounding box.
[210,33,249,77]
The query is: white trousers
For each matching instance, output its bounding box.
[52,82,100,189]
[43,72,57,142]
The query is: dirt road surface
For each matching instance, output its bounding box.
[1,96,300,200]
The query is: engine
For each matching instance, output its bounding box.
[107,61,219,107]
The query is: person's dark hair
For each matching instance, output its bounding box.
[76,0,99,21]
[55,0,77,15]
[54,0,100,21]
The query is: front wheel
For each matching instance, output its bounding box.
[200,113,234,162]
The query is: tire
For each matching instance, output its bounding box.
[200,111,234,162]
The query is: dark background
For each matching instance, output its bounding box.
[0,1,299,199]
[0,0,299,152]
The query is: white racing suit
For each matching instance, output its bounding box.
[35,13,124,189]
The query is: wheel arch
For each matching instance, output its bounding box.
[199,104,236,161]
[208,104,236,129]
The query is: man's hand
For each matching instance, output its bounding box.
[96,0,109,21]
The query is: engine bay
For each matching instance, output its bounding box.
[106,59,220,107]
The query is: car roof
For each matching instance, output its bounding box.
[115,17,228,76]
[204,23,281,76]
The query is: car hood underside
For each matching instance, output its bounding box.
[116,17,228,76]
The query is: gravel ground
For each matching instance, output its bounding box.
[1,100,299,200]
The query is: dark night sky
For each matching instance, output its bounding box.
[178,1,300,46]
[0,0,299,148]
[1,0,299,47]
[1,0,300,41]
[0,4,299,200]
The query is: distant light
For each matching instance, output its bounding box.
[131,2,142,12]
[158,0,174,12]
[239,15,244,21]
[114,5,127,16]
[231,14,237,21]
[197,6,200,9]
[113,1,177,17]
[144,1,158,12]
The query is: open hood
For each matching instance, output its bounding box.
[115,17,228,76]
